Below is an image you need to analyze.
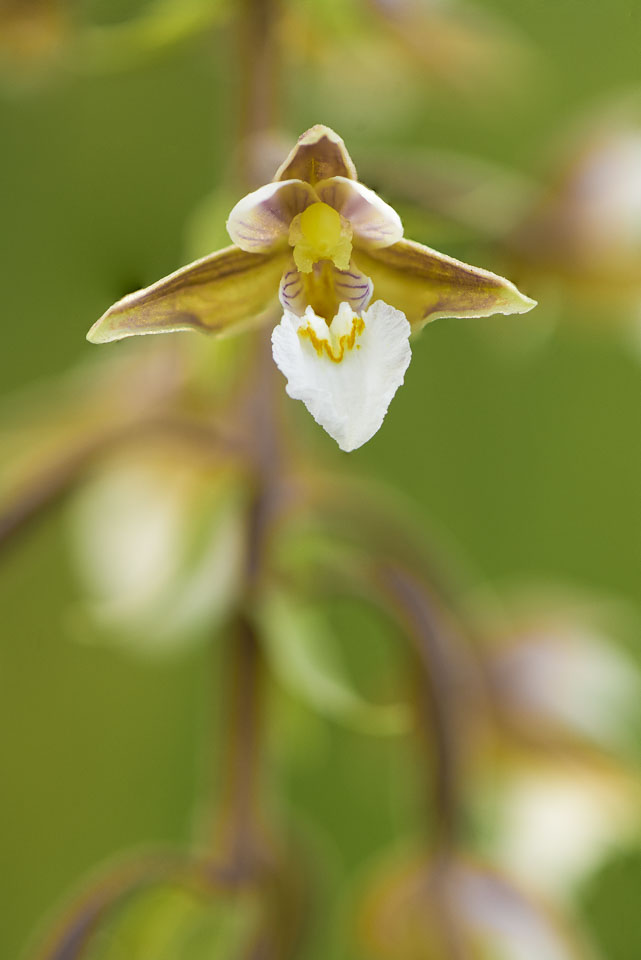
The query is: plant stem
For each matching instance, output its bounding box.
[207,0,287,894]
[214,614,267,883]
[237,0,282,187]
[0,416,229,559]
[376,563,472,960]
[377,563,465,852]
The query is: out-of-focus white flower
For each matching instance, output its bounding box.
[359,853,587,960]
[69,451,245,654]
[488,621,641,756]
[493,766,639,897]
[511,119,641,326]
[477,604,641,895]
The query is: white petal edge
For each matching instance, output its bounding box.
[272,300,411,452]
[226,179,317,252]
[315,176,403,249]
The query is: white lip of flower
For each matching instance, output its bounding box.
[87,125,537,452]
[227,160,413,450]
[272,300,411,452]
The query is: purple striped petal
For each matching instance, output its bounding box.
[316,177,403,249]
[278,259,373,318]
[227,180,318,253]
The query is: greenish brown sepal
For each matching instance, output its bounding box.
[355,238,537,330]
[274,125,358,186]
[87,245,287,344]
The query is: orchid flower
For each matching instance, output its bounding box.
[88,125,536,451]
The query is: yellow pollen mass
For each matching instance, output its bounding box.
[300,202,342,251]
[290,202,352,273]
[299,316,365,363]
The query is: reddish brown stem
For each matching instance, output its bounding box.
[376,562,465,851]
[237,0,282,187]
[214,614,267,883]
[0,416,230,559]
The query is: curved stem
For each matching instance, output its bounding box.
[0,443,98,553]
[374,562,466,852]
[28,852,203,960]
[375,562,472,960]
[0,415,231,559]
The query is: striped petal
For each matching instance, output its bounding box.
[278,259,373,318]
[355,238,537,330]
[278,262,308,316]
[87,245,287,344]
[316,176,403,249]
[272,300,411,452]
[273,124,358,185]
[226,179,317,253]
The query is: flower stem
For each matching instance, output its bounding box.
[213,613,269,883]
[376,563,466,852]
[206,0,287,891]
[210,326,285,876]
[237,0,282,188]
[376,563,472,960]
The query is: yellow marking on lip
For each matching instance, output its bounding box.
[299,316,365,363]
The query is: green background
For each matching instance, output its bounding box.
[2,0,641,957]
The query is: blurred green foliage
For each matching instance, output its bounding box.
[3,1,641,959]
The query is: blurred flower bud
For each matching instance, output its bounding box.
[473,598,641,895]
[33,867,288,960]
[485,612,641,758]
[358,853,587,959]
[489,765,639,898]
[69,445,246,655]
[511,118,641,318]
[93,879,262,959]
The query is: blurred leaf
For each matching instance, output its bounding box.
[579,849,641,960]
[258,588,410,736]
[73,0,230,74]
[358,147,539,241]
[186,186,244,261]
